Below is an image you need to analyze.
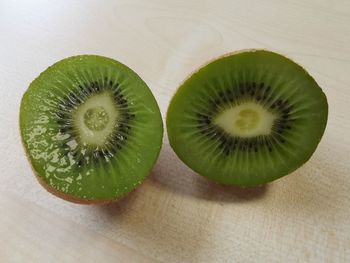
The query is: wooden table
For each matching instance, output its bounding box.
[1,1,349,262]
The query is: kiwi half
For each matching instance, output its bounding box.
[20,55,163,204]
[167,50,328,186]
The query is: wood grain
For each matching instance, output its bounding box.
[0,0,349,262]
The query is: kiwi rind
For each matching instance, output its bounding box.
[21,139,134,205]
[166,49,328,186]
[20,55,163,204]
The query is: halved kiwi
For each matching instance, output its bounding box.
[167,50,328,186]
[20,55,163,204]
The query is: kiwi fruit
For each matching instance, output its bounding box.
[20,55,163,204]
[167,50,328,186]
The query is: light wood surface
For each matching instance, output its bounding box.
[0,1,349,262]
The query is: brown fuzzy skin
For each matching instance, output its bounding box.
[166,49,320,187]
[24,150,121,205]
[34,172,119,205]
[168,48,317,132]
[166,49,284,133]
[18,79,147,205]
[172,48,283,96]
[18,55,163,205]
[25,144,144,204]
[19,122,127,205]
[167,49,264,117]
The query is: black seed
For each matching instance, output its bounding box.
[113,88,121,95]
[279,118,288,124]
[86,84,93,93]
[228,95,235,102]
[231,144,236,151]
[268,147,272,152]
[90,82,97,91]
[254,147,258,153]
[61,98,73,108]
[106,149,114,158]
[92,150,100,161]
[220,137,228,145]
[197,118,208,125]
[124,113,132,120]
[113,83,120,90]
[94,81,102,91]
[65,126,73,132]
[57,119,66,126]
[92,151,98,160]
[197,113,207,119]
[209,131,218,139]
[117,103,128,109]
[198,119,210,126]
[81,87,90,97]
[56,112,65,119]
[69,93,81,105]
[77,159,83,166]
[199,129,206,135]
[108,146,116,155]
[227,139,233,149]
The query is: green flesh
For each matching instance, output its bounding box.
[167,50,328,186]
[20,55,163,201]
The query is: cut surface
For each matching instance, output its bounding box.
[73,91,119,146]
[20,55,163,202]
[213,102,277,138]
[167,50,328,186]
